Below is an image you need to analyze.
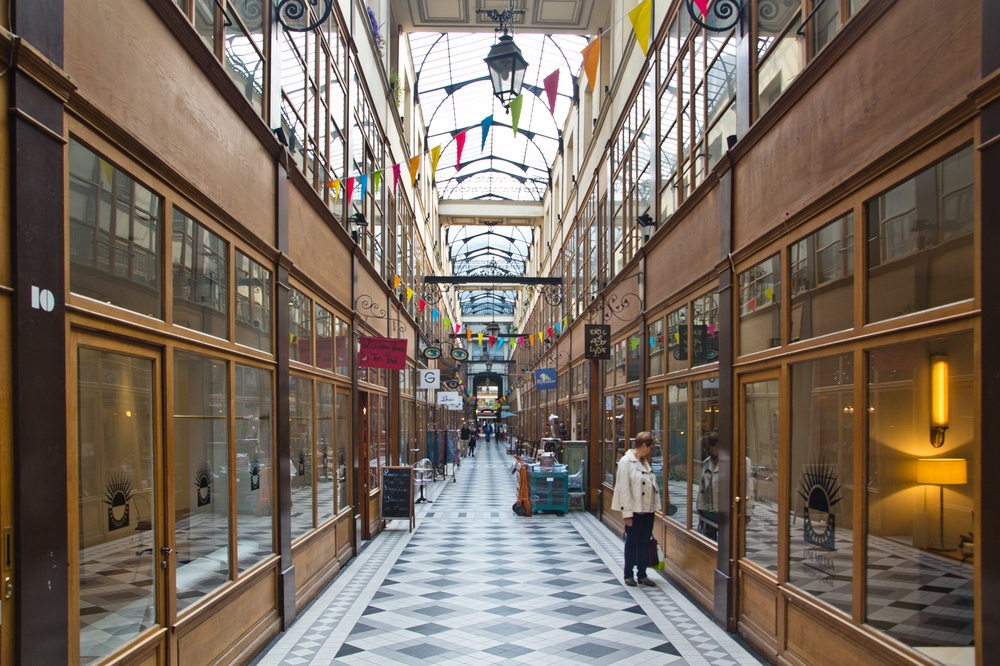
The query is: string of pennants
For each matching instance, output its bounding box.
[324,0,657,198]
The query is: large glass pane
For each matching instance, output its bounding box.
[789,354,854,615]
[317,383,335,524]
[335,316,350,376]
[742,378,780,573]
[369,398,381,492]
[666,384,688,523]
[224,5,264,116]
[648,318,665,377]
[172,209,228,339]
[627,335,641,383]
[174,352,230,612]
[739,254,782,355]
[603,395,617,485]
[791,213,854,342]
[69,139,162,318]
[867,145,974,323]
[235,251,272,352]
[649,392,664,512]
[290,376,314,539]
[693,291,720,366]
[289,288,313,364]
[316,305,334,371]
[193,0,216,50]
[693,378,720,539]
[235,365,273,573]
[757,12,803,117]
[812,0,840,55]
[667,305,688,373]
[867,333,975,662]
[336,391,350,512]
[78,349,156,664]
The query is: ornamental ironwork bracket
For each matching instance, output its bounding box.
[686,0,742,32]
[355,294,387,320]
[276,0,332,32]
[602,292,644,324]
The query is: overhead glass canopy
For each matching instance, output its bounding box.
[447,225,533,276]
[459,290,518,315]
[410,32,588,201]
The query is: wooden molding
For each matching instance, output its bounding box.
[8,34,77,103]
[170,556,279,636]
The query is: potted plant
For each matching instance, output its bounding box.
[389,70,402,108]
[367,7,384,58]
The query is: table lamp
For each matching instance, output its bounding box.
[917,457,967,550]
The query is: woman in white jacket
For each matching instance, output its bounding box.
[611,432,660,587]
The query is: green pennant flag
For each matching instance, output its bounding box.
[510,95,524,136]
[372,169,382,194]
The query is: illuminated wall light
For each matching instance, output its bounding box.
[930,353,949,448]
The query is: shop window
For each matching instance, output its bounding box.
[666,306,687,372]
[866,145,974,323]
[172,208,228,338]
[665,383,688,522]
[648,319,665,376]
[316,305,334,371]
[866,332,974,658]
[316,383,335,524]
[173,352,230,612]
[742,378,780,571]
[335,316,351,376]
[649,390,664,508]
[69,138,163,318]
[614,339,627,386]
[756,3,803,117]
[692,291,720,366]
[693,377,720,540]
[289,287,313,364]
[235,365,274,572]
[739,254,782,355]
[235,250,272,352]
[790,213,854,342]
[627,335,641,383]
[290,375,313,539]
[78,349,156,664]
[789,354,854,614]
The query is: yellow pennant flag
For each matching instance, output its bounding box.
[409,155,421,186]
[430,145,443,174]
[406,287,414,302]
[393,276,401,290]
[581,37,601,92]
[538,332,544,343]
[330,179,341,204]
[627,0,653,57]
[478,332,483,346]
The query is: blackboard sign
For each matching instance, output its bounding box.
[381,466,414,530]
[585,325,611,360]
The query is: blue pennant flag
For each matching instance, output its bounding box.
[481,115,493,151]
[358,174,369,200]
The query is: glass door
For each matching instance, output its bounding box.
[739,375,781,575]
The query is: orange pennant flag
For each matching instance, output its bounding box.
[409,155,421,186]
[393,276,401,290]
[581,37,601,92]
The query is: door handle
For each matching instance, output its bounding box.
[3,576,11,599]
[161,546,173,569]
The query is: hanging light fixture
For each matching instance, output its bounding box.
[478,0,529,112]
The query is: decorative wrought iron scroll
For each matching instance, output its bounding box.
[542,284,563,306]
[276,0,332,32]
[422,283,445,305]
[355,294,387,320]
[603,292,643,323]
[686,0,742,32]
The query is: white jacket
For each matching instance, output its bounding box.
[611,449,659,519]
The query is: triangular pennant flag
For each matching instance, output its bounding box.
[456,130,468,170]
[530,334,535,347]
[478,332,483,346]
[693,0,709,17]
[555,322,561,335]
[538,332,544,343]
[100,159,114,187]
[393,276,401,290]
[489,335,495,347]
[467,328,472,341]
[547,327,554,338]
[510,95,524,136]
[627,0,653,57]
[419,299,426,313]
[392,163,401,192]
[372,169,382,194]
[563,317,568,328]
[650,336,655,348]
[481,115,493,151]
[444,317,451,329]
[630,337,639,350]
[358,174,368,200]
[455,323,461,334]
[346,177,355,201]
[543,70,559,116]
[581,37,600,92]
[331,179,341,204]
[432,308,439,323]
[430,145,442,174]
[409,155,421,186]
[406,287,414,302]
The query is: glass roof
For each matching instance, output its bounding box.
[459,290,518,315]
[410,32,588,201]
[446,225,533,276]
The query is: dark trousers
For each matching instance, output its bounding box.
[623,512,654,580]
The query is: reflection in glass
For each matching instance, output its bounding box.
[235,251,272,352]
[742,379,780,573]
[666,384,688,523]
[789,355,854,614]
[289,288,313,364]
[648,318,665,376]
[649,392,664,513]
[78,349,156,664]
[757,10,803,116]
[236,365,273,572]
[692,291,719,366]
[867,145,974,323]
[315,306,334,371]
[627,335,641,383]
[335,391,349,512]
[739,254,782,355]
[69,139,162,318]
[174,352,230,612]
[867,333,974,659]
[172,208,228,338]
[667,306,688,373]
[335,316,350,376]
[317,383,335,524]
[790,214,854,342]
[693,378,720,539]
[290,376,314,539]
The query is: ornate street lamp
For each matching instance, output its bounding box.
[478,0,528,111]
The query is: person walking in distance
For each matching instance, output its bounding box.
[459,422,471,458]
[468,422,478,457]
[611,432,660,587]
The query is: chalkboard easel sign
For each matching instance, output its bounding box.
[381,466,415,531]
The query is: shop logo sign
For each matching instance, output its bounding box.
[195,463,213,507]
[249,460,262,491]
[104,472,134,531]
[585,325,611,360]
[534,368,557,390]
[798,461,842,551]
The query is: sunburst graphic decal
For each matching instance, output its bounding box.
[249,460,262,492]
[103,472,134,531]
[797,460,842,551]
[195,463,213,507]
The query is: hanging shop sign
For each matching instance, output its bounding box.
[437,391,462,407]
[419,369,441,389]
[358,337,407,370]
[585,325,611,360]
[534,368,557,390]
[423,346,442,360]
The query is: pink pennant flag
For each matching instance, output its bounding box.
[543,70,559,116]
[708,323,716,337]
[392,163,401,192]
[456,130,468,170]
[346,177,355,201]
[693,0,709,16]
[454,323,461,334]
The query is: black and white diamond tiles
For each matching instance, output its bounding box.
[254,439,766,665]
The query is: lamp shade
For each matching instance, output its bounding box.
[916,458,967,485]
[484,34,528,105]
[930,354,949,428]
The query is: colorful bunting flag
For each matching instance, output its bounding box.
[444,316,451,329]
[393,276,401,290]
[358,174,369,200]
[481,115,493,151]
[432,308,439,323]
[406,287,414,302]
[467,328,472,342]
[455,323,461,334]
[478,332,483,345]
[372,169,382,194]
[538,332,544,343]
[331,179,341,204]
[693,0,709,17]
[510,95,524,136]
[346,176,355,201]
[543,70,560,116]
[392,163,401,192]
[581,37,601,92]
[627,0,653,57]
[456,130,468,169]
[419,299,426,313]
[489,335,495,347]
[547,327,554,338]
[430,145,443,174]
[409,155,421,186]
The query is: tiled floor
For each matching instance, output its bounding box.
[253,439,766,665]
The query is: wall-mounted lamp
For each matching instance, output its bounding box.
[930,353,949,447]
[572,175,576,185]
[485,362,493,372]
[349,213,368,243]
[636,213,655,228]
[916,457,967,549]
